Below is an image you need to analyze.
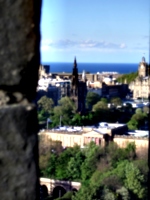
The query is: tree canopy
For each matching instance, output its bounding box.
[39,140,148,199]
[92,100,108,111]
[110,97,122,107]
[51,97,76,127]
[86,92,101,110]
[37,95,54,113]
[116,72,138,84]
[37,96,54,123]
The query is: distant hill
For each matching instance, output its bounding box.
[116,72,138,84]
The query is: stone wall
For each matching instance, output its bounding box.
[114,136,148,153]
[0,1,41,199]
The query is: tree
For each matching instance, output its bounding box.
[101,188,116,200]
[124,162,147,199]
[101,97,108,104]
[116,72,138,84]
[110,97,122,107]
[116,187,130,200]
[51,97,76,127]
[55,149,72,180]
[71,113,83,126]
[37,96,54,124]
[57,191,73,200]
[67,151,85,181]
[127,119,138,130]
[81,142,101,181]
[92,101,108,111]
[39,134,63,156]
[37,95,54,113]
[86,92,100,110]
[42,153,57,178]
[106,142,136,168]
[135,108,142,114]
[55,145,82,180]
[131,113,145,128]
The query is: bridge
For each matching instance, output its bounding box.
[40,178,81,199]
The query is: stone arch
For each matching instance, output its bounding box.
[40,185,49,199]
[52,186,67,199]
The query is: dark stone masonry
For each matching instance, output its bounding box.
[0,1,41,199]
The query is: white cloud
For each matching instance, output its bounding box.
[41,38,128,51]
[120,43,126,49]
[40,39,53,51]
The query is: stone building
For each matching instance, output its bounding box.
[129,57,150,99]
[39,125,148,154]
[102,83,129,98]
[39,123,128,148]
[39,64,50,79]
[114,135,148,155]
[37,58,87,109]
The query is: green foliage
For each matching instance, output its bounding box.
[39,134,63,156]
[39,153,51,175]
[56,191,73,200]
[101,188,116,200]
[86,92,101,110]
[38,96,54,113]
[81,142,101,181]
[131,113,144,123]
[42,153,57,178]
[116,187,130,200]
[133,159,148,178]
[105,142,136,168]
[37,96,54,124]
[102,175,122,191]
[127,108,148,130]
[55,148,74,180]
[51,97,75,127]
[135,108,142,114]
[38,109,49,122]
[100,97,108,103]
[39,140,148,200]
[72,182,101,200]
[127,119,138,130]
[117,72,138,84]
[67,151,85,180]
[124,162,147,199]
[71,113,83,126]
[112,160,130,181]
[41,145,85,181]
[110,97,122,107]
[92,101,108,111]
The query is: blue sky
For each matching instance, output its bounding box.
[40,0,149,63]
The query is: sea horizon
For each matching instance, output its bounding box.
[41,62,139,74]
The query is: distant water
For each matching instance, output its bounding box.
[42,62,138,74]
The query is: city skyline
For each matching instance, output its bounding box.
[40,0,149,64]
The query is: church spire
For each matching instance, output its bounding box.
[72,56,78,79]
[71,56,78,97]
[73,56,77,68]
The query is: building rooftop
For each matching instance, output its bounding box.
[127,130,148,137]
